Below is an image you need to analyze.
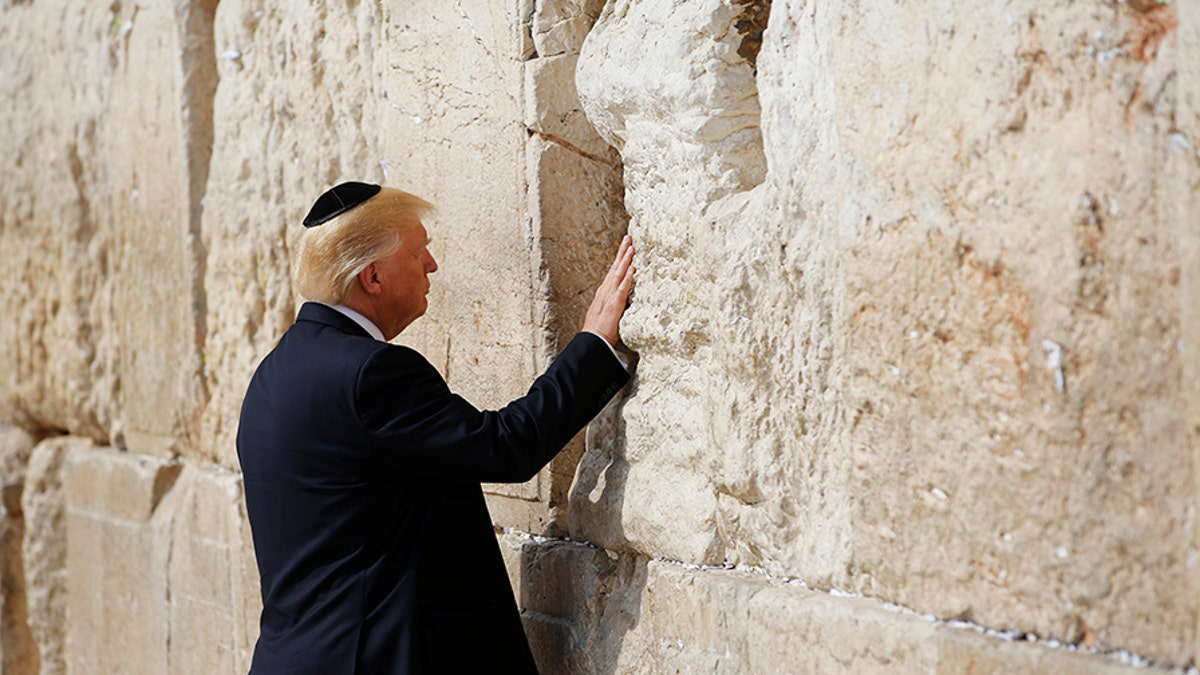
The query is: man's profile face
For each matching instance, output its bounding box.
[376,220,438,334]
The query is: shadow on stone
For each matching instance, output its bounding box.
[519,539,648,675]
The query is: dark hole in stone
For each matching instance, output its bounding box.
[734,0,772,73]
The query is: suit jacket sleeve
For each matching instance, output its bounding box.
[354,331,629,483]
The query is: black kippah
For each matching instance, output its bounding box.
[302,181,382,227]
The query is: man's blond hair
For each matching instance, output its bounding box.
[293,187,433,304]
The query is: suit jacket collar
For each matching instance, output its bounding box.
[296,302,373,339]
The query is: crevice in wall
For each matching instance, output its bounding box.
[525,125,619,166]
[150,460,184,515]
[178,0,220,409]
[734,0,771,74]
[1,481,40,675]
[511,0,631,536]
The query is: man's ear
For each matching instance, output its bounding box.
[357,262,382,296]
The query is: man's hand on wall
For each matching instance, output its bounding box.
[583,235,636,346]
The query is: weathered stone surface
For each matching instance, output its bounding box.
[577,0,1197,664]
[503,536,1148,674]
[0,0,215,453]
[1177,0,1200,664]
[2,0,1198,671]
[61,444,261,674]
[108,0,215,459]
[521,3,629,533]
[64,446,178,674]
[0,426,38,675]
[22,437,88,675]
[499,534,650,674]
[166,466,260,674]
[575,0,769,565]
[199,0,543,470]
[0,1,121,440]
[199,0,384,469]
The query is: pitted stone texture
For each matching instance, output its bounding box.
[578,0,1195,664]
[21,437,88,675]
[1177,2,1200,663]
[0,0,215,454]
[0,427,38,675]
[502,537,1146,674]
[773,1,1190,661]
[575,0,768,565]
[0,1,122,440]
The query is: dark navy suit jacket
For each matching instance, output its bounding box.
[237,302,629,674]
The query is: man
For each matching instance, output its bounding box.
[237,181,635,673]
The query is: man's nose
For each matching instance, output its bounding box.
[426,251,438,273]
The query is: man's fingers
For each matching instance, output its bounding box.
[618,265,635,295]
[611,240,635,288]
[606,235,633,280]
[582,236,636,345]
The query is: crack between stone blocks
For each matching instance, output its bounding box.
[150,461,184,515]
[164,509,175,672]
[525,126,617,167]
[177,0,220,414]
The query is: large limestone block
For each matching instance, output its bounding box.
[578,0,1196,664]
[64,446,180,674]
[201,0,540,469]
[500,535,646,673]
[504,538,1148,674]
[22,437,94,675]
[772,1,1192,662]
[107,0,216,459]
[63,448,260,673]
[0,427,38,675]
[575,0,768,564]
[0,1,122,439]
[378,0,543,431]
[167,467,260,674]
[0,0,215,453]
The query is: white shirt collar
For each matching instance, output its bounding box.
[324,303,386,342]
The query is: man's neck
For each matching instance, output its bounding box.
[324,302,386,341]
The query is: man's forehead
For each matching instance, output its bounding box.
[400,221,431,244]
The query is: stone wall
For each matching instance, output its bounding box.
[0,0,1195,672]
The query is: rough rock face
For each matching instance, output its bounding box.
[576,0,1198,663]
[0,0,122,441]
[0,0,1196,672]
